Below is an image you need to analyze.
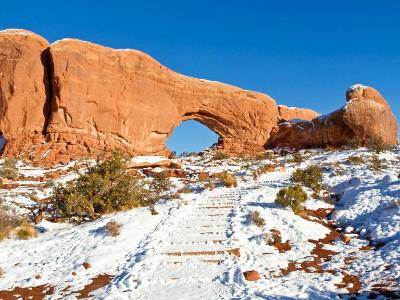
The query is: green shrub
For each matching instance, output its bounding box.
[288,152,304,164]
[49,152,162,223]
[276,185,308,213]
[347,155,364,165]
[178,186,193,194]
[367,136,392,154]
[249,211,265,227]
[212,151,229,160]
[0,158,18,180]
[348,136,362,149]
[291,165,322,192]
[370,155,384,171]
[151,172,171,194]
[254,152,273,160]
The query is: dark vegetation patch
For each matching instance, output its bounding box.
[275,185,308,213]
[47,152,170,223]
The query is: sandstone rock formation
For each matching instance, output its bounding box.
[343,84,398,145]
[0,29,397,164]
[46,39,279,159]
[277,105,319,122]
[267,109,354,149]
[267,85,398,149]
[0,29,51,156]
[243,270,261,281]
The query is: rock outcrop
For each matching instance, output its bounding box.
[268,85,398,149]
[343,84,398,145]
[45,39,279,159]
[267,109,355,149]
[277,105,320,122]
[0,29,397,164]
[0,29,51,156]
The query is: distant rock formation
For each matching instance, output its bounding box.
[0,29,51,156]
[267,85,398,149]
[46,38,280,160]
[277,105,320,123]
[0,29,397,164]
[343,84,398,145]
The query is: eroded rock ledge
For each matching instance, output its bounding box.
[0,29,397,164]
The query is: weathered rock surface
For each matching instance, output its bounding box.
[45,39,279,160]
[0,29,397,164]
[0,29,51,156]
[277,105,319,122]
[343,85,398,145]
[268,85,398,149]
[267,109,355,149]
[243,270,261,281]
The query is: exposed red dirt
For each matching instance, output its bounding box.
[334,271,361,293]
[0,284,54,300]
[73,274,113,299]
[277,209,361,294]
[268,229,292,253]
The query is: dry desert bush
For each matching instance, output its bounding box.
[367,136,393,154]
[370,155,384,171]
[0,158,18,180]
[212,151,229,160]
[15,221,37,240]
[347,155,364,165]
[0,202,23,240]
[250,211,266,227]
[105,220,122,237]
[214,171,237,188]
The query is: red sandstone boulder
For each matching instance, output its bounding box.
[267,109,354,149]
[277,105,319,122]
[82,262,91,269]
[268,85,398,149]
[343,85,398,145]
[0,29,51,155]
[243,270,261,281]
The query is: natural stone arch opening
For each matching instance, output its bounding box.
[166,120,220,155]
[0,133,6,152]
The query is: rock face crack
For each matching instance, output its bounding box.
[0,29,397,165]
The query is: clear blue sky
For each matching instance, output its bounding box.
[1,1,399,154]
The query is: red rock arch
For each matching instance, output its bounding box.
[1,29,397,165]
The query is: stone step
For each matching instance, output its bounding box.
[163,248,240,257]
[129,281,231,299]
[166,238,238,245]
[161,254,226,264]
[137,261,224,282]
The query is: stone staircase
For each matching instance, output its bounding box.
[125,189,246,298]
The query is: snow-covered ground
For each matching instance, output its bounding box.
[0,147,399,299]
